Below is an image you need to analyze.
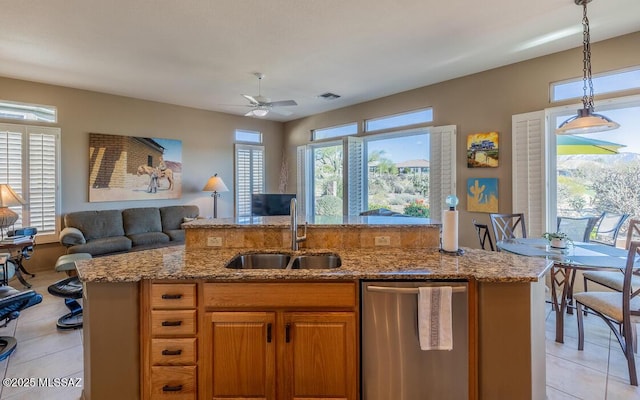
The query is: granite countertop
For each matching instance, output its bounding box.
[75,245,552,284]
[183,215,441,228]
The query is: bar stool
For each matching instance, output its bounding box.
[47,253,92,330]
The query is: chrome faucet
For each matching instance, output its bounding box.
[290,198,307,250]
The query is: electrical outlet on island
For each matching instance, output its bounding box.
[374,236,391,246]
[207,236,223,247]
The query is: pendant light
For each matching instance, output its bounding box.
[556,0,620,135]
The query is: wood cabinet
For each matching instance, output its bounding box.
[203,282,358,400]
[142,282,198,400]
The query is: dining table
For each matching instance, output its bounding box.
[497,237,631,343]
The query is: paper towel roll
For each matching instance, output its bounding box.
[442,210,458,252]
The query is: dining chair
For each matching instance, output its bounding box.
[574,240,640,386]
[489,213,526,250]
[591,212,630,246]
[583,219,640,293]
[556,215,599,243]
[472,219,494,251]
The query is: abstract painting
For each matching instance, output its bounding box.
[467,178,498,213]
[467,132,499,168]
[89,133,182,202]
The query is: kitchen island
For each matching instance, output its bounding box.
[76,216,551,400]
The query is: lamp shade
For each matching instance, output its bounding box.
[202,174,229,193]
[556,108,621,135]
[0,184,26,207]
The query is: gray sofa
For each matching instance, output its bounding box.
[59,205,199,256]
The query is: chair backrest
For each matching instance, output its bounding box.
[622,241,640,319]
[592,212,629,246]
[557,216,599,243]
[473,219,494,251]
[625,219,640,250]
[489,213,527,244]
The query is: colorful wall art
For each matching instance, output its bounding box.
[467,178,498,213]
[89,133,182,202]
[467,131,499,168]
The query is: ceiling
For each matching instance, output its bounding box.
[1,0,639,122]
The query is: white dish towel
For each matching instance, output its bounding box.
[418,286,453,351]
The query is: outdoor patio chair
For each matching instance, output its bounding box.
[583,219,640,294]
[489,213,527,250]
[556,216,600,243]
[591,212,630,246]
[574,240,640,386]
[472,219,494,251]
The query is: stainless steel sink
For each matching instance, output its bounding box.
[290,254,342,269]
[225,253,291,269]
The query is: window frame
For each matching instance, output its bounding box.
[0,122,61,243]
[364,108,434,133]
[311,122,358,142]
[0,99,57,123]
[550,65,640,102]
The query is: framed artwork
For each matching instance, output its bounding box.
[467,178,498,213]
[467,132,499,168]
[89,133,182,202]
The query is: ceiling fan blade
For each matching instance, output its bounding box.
[242,94,260,105]
[267,100,297,107]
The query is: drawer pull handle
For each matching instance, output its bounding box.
[162,349,183,356]
[285,323,291,343]
[266,323,272,343]
[161,294,183,300]
[162,384,183,392]
[162,320,183,327]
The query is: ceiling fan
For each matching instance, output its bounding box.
[240,73,297,117]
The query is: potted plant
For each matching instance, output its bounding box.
[542,232,572,249]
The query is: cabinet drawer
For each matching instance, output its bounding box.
[151,310,197,336]
[150,366,196,400]
[151,338,197,365]
[151,283,196,309]
[204,282,356,309]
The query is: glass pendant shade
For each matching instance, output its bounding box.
[556,108,620,135]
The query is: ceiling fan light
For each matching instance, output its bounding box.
[250,108,269,117]
[556,108,621,135]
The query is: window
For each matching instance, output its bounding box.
[0,122,60,242]
[235,144,265,217]
[312,123,358,141]
[513,94,640,244]
[235,129,262,144]
[298,125,455,220]
[365,108,433,132]
[551,66,640,102]
[0,100,57,123]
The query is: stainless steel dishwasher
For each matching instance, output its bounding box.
[361,281,469,399]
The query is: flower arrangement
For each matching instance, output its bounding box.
[542,232,572,248]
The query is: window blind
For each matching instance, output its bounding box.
[235,144,265,217]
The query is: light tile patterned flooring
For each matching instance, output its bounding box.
[0,270,639,399]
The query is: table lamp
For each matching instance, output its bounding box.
[0,184,27,239]
[202,174,229,218]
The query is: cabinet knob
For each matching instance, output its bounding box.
[161,320,183,327]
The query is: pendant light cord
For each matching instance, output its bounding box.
[581,0,594,112]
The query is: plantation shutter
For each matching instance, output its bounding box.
[0,123,60,241]
[429,125,456,220]
[296,145,310,217]
[235,144,265,217]
[512,111,547,237]
[345,136,364,215]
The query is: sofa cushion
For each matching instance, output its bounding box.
[64,210,125,241]
[67,236,132,256]
[122,207,163,236]
[164,229,185,242]
[127,232,170,247]
[160,205,200,232]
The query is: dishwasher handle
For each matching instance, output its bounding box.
[366,285,466,294]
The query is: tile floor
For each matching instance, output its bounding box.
[0,271,639,399]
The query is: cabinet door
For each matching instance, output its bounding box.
[282,312,357,400]
[208,312,276,400]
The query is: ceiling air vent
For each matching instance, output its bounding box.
[317,92,341,100]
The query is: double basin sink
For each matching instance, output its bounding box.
[226,252,341,270]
